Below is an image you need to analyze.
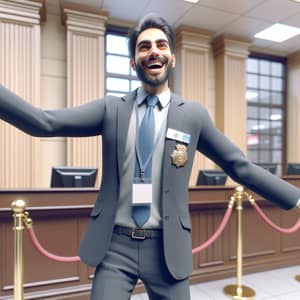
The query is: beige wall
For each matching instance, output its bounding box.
[40,0,67,187]
[62,1,107,187]
[174,26,215,186]
[174,28,251,185]
[287,52,300,164]
[0,0,299,188]
[0,0,44,188]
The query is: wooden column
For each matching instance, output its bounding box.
[0,0,45,188]
[212,35,251,156]
[174,26,212,186]
[61,3,108,185]
[287,51,300,163]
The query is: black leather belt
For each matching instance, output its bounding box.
[113,225,162,240]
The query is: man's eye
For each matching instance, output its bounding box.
[138,44,150,51]
[157,43,168,49]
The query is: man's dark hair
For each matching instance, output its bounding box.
[128,13,175,59]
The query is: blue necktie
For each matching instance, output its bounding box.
[132,95,158,227]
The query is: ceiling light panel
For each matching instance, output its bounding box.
[184,0,199,3]
[254,23,300,42]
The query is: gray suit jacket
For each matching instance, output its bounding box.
[0,85,300,280]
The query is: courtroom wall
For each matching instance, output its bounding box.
[0,0,300,188]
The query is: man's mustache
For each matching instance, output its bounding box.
[141,56,168,66]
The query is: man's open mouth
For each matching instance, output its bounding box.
[147,62,164,69]
[143,56,168,71]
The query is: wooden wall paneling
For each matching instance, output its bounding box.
[0,218,5,297]
[1,219,13,298]
[237,207,279,260]
[24,217,80,283]
[195,210,226,268]
[1,212,85,298]
[191,211,201,269]
[61,3,108,187]
[1,218,23,297]
[281,209,300,253]
[1,182,300,298]
[0,189,96,299]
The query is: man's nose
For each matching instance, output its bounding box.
[149,44,159,56]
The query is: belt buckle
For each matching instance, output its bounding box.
[131,228,146,240]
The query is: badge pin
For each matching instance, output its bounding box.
[170,144,188,168]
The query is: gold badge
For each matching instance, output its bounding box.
[171,144,188,168]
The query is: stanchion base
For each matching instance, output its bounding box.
[224,284,256,299]
[295,275,300,282]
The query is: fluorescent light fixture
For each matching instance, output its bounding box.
[246,91,258,100]
[252,124,266,131]
[184,0,199,3]
[254,23,300,42]
[270,114,282,121]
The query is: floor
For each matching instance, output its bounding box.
[131,265,300,300]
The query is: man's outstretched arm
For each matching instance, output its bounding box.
[0,84,105,137]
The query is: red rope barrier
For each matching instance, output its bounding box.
[27,206,233,260]
[27,227,80,262]
[192,206,233,254]
[252,201,300,234]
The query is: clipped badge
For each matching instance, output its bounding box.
[170,144,188,168]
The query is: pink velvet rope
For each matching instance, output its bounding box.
[27,227,80,262]
[27,207,233,261]
[252,202,300,234]
[192,206,232,254]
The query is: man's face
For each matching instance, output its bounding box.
[131,28,175,90]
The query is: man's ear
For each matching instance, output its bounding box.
[130,58,136,70]
[172,54,176,68]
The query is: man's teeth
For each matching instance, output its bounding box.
[148,63,163,69]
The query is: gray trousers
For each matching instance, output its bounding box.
[91,231,191,300]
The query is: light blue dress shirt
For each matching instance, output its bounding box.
[115,87,171,228]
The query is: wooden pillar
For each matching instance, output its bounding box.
[212,35,251,156]
[287,52,300,163]
[174,26,212,186]
[0,0,45,188]
[61,2,108,185]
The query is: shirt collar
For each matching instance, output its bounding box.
[136,87,171,108]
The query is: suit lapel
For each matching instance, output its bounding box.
[162,94,185,189]
[166,93,184,132]
[117,90,136,179]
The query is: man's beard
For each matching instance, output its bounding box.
[135,56,173,87]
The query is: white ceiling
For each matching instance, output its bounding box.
[67,0,300,55]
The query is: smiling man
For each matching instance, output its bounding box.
[131,27,175,92]
[1,13,300,300]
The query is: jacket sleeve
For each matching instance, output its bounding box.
[0,84,105,137]
[196,106,300,210]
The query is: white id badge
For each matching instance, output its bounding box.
[132,183,152,206]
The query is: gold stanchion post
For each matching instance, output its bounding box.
[11,199,27,300]
[223,186,256,299]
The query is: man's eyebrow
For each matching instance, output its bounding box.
[137,40,151,47]
[137,38,169,47]
[156,38,169,44]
